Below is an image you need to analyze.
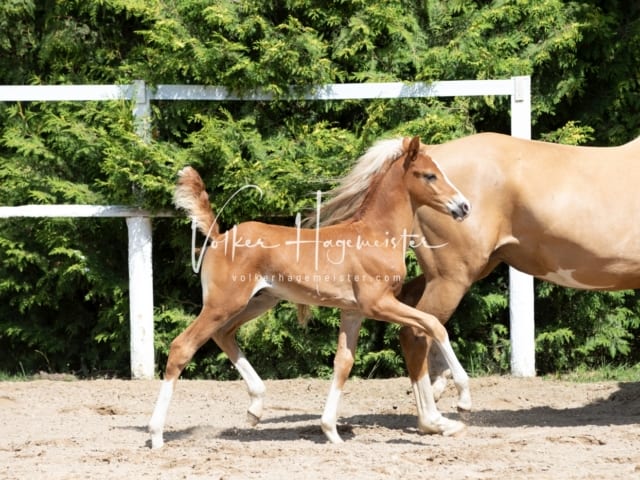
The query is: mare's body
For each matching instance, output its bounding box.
[332,132,640,430]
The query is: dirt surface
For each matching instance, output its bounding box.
[1,375,639,479]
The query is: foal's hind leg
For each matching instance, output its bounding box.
[210,294,279,426]
[321,310,362,443]
[149,304,231,449]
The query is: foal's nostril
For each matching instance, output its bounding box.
[448,197,471,221]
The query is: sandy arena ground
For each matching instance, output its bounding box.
[1,375,639,479]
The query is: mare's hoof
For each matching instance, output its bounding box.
[419,417,466,437]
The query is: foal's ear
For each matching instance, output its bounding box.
[403,135,421,168]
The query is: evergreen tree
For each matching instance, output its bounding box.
[1,0,638,377]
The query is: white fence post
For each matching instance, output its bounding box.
[509,75,536,377]
[126,216,155,379]
[128,80,155,379]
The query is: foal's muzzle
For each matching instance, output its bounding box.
[448,194,471,221]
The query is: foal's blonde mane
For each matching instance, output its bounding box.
[311,138,405,226]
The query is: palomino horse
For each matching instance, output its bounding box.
[148,136,472,448]
[323,131,640,436]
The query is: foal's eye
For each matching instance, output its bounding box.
[424,173,437,182]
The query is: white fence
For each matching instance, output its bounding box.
[0,77,534,378]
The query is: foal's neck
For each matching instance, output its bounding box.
[356,160,415,235]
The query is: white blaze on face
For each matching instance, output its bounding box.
[432,159,471,215]
[538,268,614,290]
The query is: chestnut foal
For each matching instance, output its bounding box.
[149,136,470,448]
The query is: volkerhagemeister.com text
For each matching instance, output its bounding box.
[230,272,403,284]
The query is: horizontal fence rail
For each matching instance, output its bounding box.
[0,205,173,218]
[2,79,516,102]
[0,77,533,378]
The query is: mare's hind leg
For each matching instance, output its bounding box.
[321,310,362,443]
[210,293,279,426]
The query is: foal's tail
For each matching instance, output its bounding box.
[173,167,219,237]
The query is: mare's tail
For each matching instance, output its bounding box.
[173,167,219,237]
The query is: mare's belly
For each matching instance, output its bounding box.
[535,261,640,290]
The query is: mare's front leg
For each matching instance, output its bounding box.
[397,275,472,411]
[321,310,362,443]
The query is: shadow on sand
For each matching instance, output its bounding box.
[147,381,639,446]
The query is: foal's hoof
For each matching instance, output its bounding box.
[247,410,260,426]
[442,420,466,437]
[321,424,345,444]
[150,433,164,449]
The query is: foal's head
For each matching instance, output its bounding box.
[402,136,470,221]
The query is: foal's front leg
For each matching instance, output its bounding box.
[320,310,362,443]
[364,293,469,436]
